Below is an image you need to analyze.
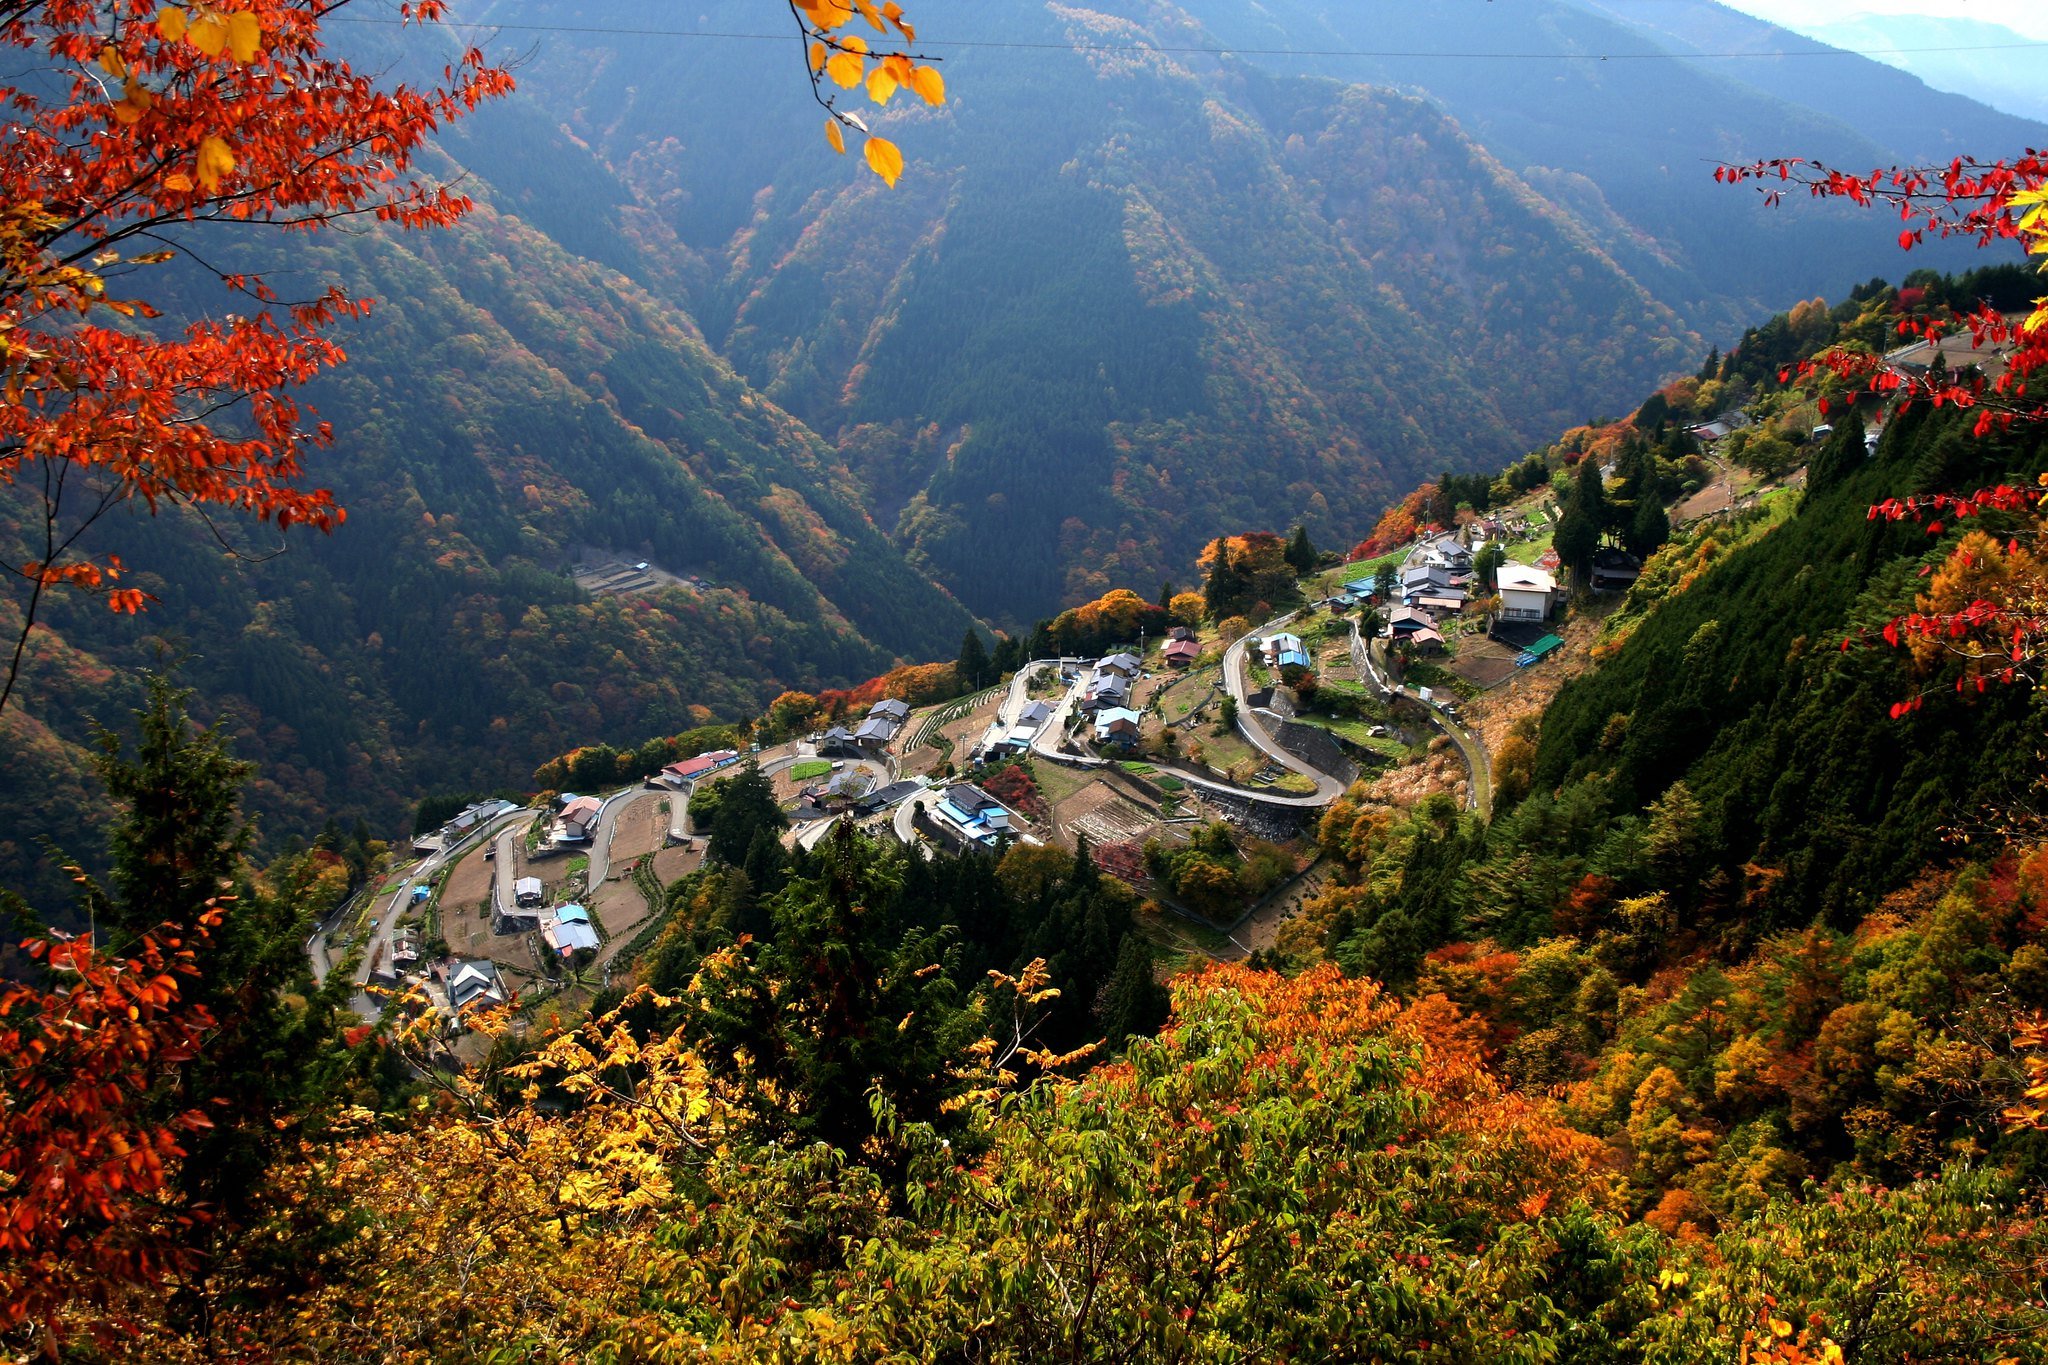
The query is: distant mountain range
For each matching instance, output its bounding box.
[1792,12,2048,123]
[4,0,2043,904]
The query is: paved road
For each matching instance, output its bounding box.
[1348,616,1492,817]
[1028,660,1095,769]
[1025,652,1341,809]
[586,786,653,888]
[1217,614,1347,805]
[338,807,531,1019]
[891,779,936,846]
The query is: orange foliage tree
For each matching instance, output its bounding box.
[0,1,950,715]
[0,913,219,1342]
[0,0,514,711]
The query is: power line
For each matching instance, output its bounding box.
[321,13,2048,62]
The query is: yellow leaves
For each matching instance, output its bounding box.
[111,79,152,125]
[156,6,264,63]
[800,0,855,30]
[226,12,262,63]
[825,118,845,155]
[187,11,228,57]
[908,64,945,106]
[865,64,898,105]
[825,49,865,89]
[162,172,193,193]
[860,130,901,185]
[196,135,235,192]
[97,44,127,78]
[809,40,827,73]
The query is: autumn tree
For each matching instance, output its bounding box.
[1723,150,2048,717]
[0,0,949,714]
[0,0,518,712]
[0,916,218,1344]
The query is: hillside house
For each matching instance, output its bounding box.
[1096,652,1142,679]
[542,904,600,960]
[1076,669,1132,713]
[868,698,912,724]
[818,725,862,758]
[1415,592,1467,617]
[1386,606,1433,637]
[555,795,603,844]
[1260,633,1309,670]
[660,749,739,785]
[1496,565,1557,622]
[1407,628,1448,655]
[1163,637,1201,668]
[391,928,422,973]
[855,778,926,816]
[1428,542,1474,571]
[1093,706,1144,747]
[935,784,1016,848]
[854,714,902,748]
[514,876,544,908]
[1589,546,1643,593]
[444,959,506,1022]
[1168,626,1196,642]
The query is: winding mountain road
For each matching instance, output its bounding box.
[1218,613,1348,805]
[1347,608,1493,817]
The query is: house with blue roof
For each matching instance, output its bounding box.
[1093,706,1144,747]
[935,783,1016,847]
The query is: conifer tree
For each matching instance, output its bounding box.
[1374,560,1398,605]
[957,628,993,690]
[84,678,353,1320]
[1627,492,1671,559]
[1285,525,1319,574]
[1554,461,1609,589]
[706,763,787,870]
[1100,934,1169,1046]
[1203,540,1245,621]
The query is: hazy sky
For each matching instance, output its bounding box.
[1716,0,2048,41]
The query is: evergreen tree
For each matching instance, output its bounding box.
[1284,525,1319,575]
[695,828,976,1162]
[1374,560,1398,605]
[1158,580,1177,612]
[1202,540,1245,621]
[1627,491,1670,559]
[88,679,354,1318]
[956,627,993,690]
[1554,460,1608,589]
[1697,346,1720,382]
[1803,411,1868,506]
[1473,541,1507,593]
[706,762,787,869]
[1100,933,1170,1045]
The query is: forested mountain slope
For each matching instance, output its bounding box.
[458,0,1706,619]
[457,0,2041,621]
[0,173,976,910]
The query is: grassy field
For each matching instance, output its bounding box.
[565,854,590,877]
[1030,759,1099,808]
[1294,714,1408,758]
[1186,725,1261,775]
[789,759,832,781]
